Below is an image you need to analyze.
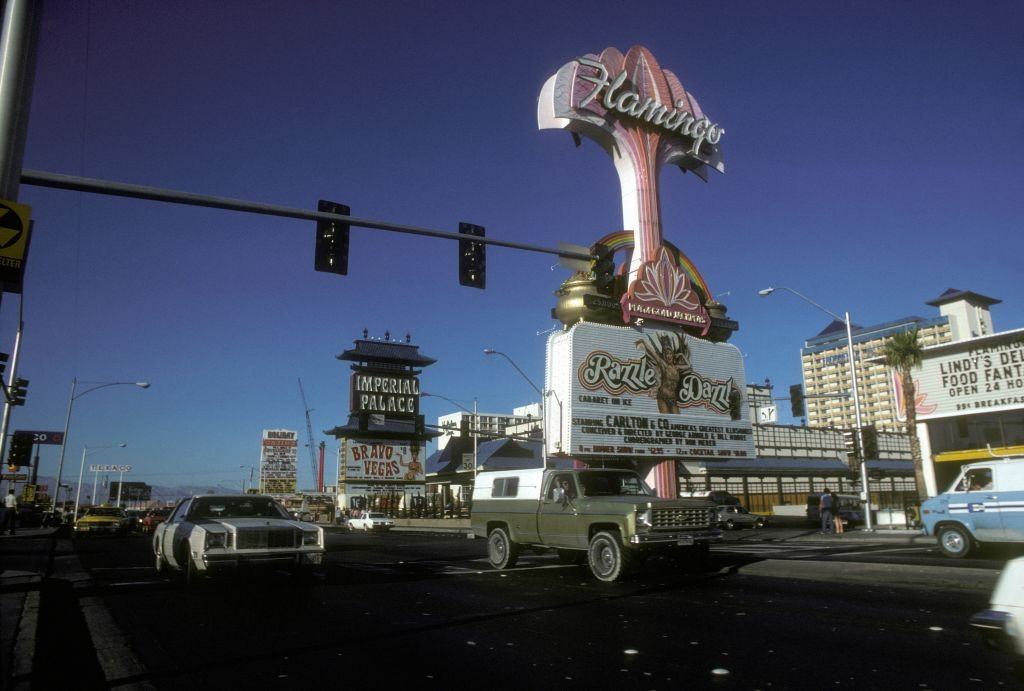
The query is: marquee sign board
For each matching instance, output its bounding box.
[342,439,424,482]
[260,429,297,495]
[912,330,1024,420]
[546,322,753,460]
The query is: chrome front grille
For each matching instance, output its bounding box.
[236,528,298,549]
[650,507,713,529]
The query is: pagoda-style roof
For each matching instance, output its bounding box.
[337,338,436,368]
[325,414,440,442]
[926,288,1001,308]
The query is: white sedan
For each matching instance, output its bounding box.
[153,495,324,583]
[347,512,394,531]
[971,556,1024,656]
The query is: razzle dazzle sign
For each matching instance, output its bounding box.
[546,322,754,459]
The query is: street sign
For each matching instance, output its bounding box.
[757,405,778,423]
[0,199,32,294]
[89,464,132,473]
[1,473,27,481]
[14,430,64,445]
[461,453,474,471]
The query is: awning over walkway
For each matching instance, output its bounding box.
[934,445,1024,463]
[681,457,913,478]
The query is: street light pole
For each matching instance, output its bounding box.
[483,349,547,465]
[52,379,149,514]
[759,286,874,531]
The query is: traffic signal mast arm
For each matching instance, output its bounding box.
[22,170,593,263]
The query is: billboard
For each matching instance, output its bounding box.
[260,429,297,495]
[342,440,424,482]
[913,330,1024,420]
[547,322,754,459]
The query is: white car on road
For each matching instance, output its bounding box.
[153,495,324,583]
[971,556,1024,657]
[347,512,394,531]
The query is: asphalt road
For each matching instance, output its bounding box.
[13,528,1024,689]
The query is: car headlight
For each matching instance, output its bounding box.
[303,529,321,546]
[637,508,653,530]
[205,531,228,549]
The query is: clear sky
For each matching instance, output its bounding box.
[7,0,1023,493]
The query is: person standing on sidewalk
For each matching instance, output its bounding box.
[819,489,834,534]
[2,489,18,535]
[830,490,844,534]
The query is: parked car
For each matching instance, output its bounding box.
[125,509,145,532]
[806,493,864,528]
[970,556,1024,657]
[153,495,324,583]
[717,504,766,529]
[347,512,394,531]
[73,507,130,537]
[141,507,172,533]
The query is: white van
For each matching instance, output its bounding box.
[921,458,1024,558]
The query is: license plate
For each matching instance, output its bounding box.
[676,536,694,546]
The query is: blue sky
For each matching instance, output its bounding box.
[7,0,1023,492]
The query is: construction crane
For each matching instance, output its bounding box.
[298,379,319,491]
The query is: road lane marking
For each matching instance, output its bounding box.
[79,595,148,683]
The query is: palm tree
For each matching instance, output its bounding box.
[882,328,927,502]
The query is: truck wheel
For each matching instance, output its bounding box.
[556,549,586,565]
[487,527,519,570]
[588,530,635,582]
[937,524,973,558]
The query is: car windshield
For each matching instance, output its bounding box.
[83,508,124,517]
[578,471,654,497]
[188,497,290,519]
[367,513,387,519]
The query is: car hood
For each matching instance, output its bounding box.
[78,516,122,524]
[193,517,318,531]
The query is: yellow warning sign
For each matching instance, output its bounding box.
[0,198,31,293]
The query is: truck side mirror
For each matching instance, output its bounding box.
[552,487,566,504]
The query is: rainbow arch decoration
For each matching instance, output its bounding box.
[596,230,712,303]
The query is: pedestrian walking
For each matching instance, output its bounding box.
[819,488,833,534]
[831,490,844,534]
[2,489,18,535]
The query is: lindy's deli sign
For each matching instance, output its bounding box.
[350,373,420,417]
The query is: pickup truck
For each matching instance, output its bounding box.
[470,468,720,582]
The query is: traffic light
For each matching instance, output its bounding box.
[842,429,860,457]
[590,242,615,294]
[861,424,878,459]
[6,431,33,467]
[9,378,27,406]
[314,200,350,275]
[789,384,805,418]
[458,222,485,289]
